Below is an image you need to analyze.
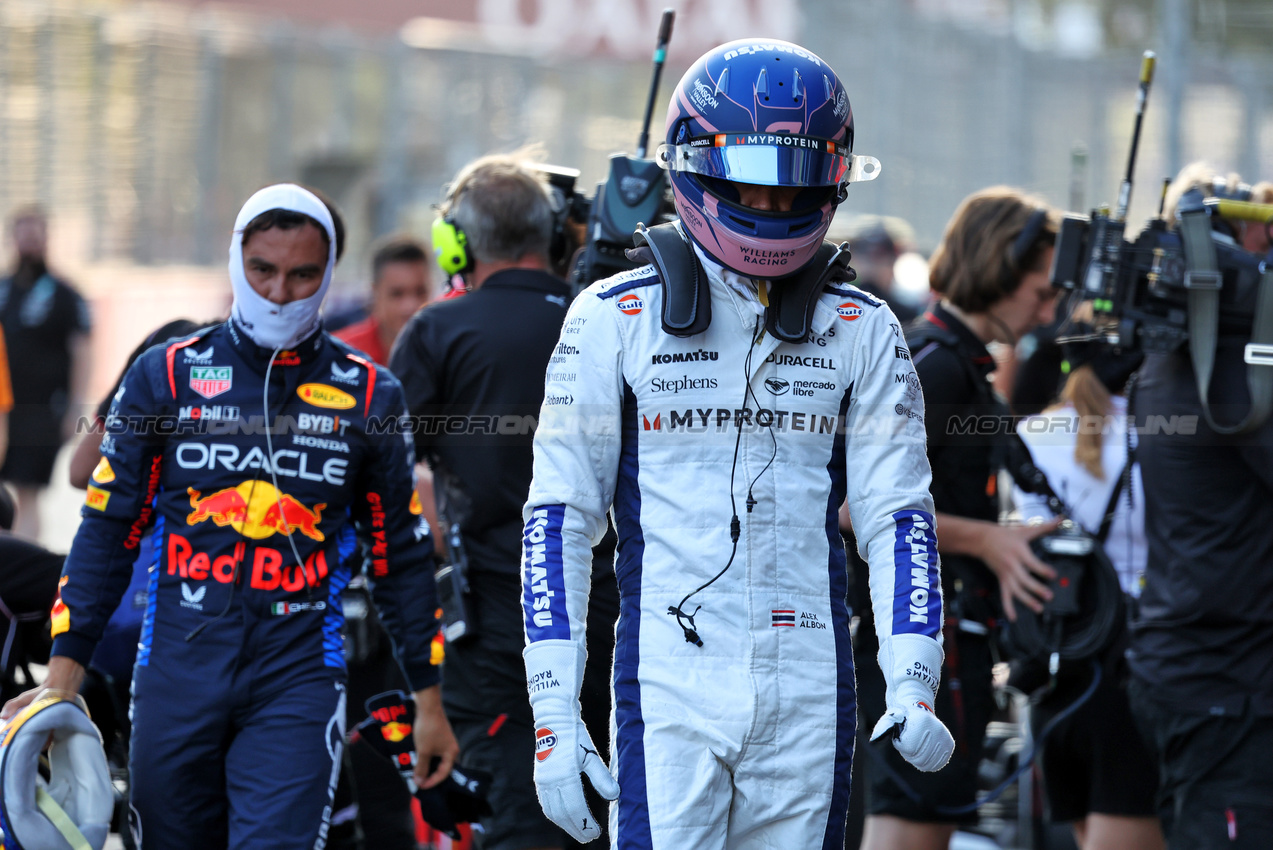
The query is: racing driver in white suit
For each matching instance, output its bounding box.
[520,39,956,848]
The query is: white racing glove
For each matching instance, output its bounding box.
[524,640,619,843]
[869,632,955,772]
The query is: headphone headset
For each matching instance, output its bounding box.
[985,206,1050,347]
[992,207,1050,299]
[431,215,471,276]
[1010,207,1049,269]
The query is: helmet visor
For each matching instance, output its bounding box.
[657,133,879,187]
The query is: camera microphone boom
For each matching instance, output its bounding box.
[636,10,676,160]
[1115,51,1155,222]
[1071,52,1155,313]
[572,8,678,289]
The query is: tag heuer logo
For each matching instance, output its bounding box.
[190,366,232,399]
[184,346,214,363]
[330,363,360,385]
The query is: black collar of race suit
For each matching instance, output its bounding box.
[630,222,856,343]
[226,317,326,373]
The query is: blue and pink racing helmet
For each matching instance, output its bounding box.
[657,39,880,279]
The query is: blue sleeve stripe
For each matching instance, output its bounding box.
[890,509,941,637]
[136,515,164,667]
[323,524,358,670]
[522,503,570,642]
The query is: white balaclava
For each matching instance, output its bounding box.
[229,184,337,350]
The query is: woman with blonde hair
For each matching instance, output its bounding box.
[1014,341,1163,850]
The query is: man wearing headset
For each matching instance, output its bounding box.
[391,154,620,850]
[2,184,458,849]
[520,39,954,848]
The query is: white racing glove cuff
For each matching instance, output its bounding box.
[524,640,619,842]
[870,632,955,773]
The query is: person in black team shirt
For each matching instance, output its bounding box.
[0,206,92,539]
[1126,163,1273,850]
[391,153,619,850]
[858,187,1063,850]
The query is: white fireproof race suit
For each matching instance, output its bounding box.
[521,250,947,849]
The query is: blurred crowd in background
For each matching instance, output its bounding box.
[0,0,1266,464]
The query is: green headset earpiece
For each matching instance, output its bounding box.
[432,216,470,275]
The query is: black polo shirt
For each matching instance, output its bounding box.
[0,268,91,424]
[390,268,571,578]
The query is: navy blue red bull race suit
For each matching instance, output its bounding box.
[49,319,441,849]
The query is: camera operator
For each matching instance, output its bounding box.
[1162,164,1269,258]
[390,153,619,850]
[859,187,1062,850]
[1126,162,1273,849]
[1013,344,1163,850]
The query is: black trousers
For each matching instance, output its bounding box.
[1130,679,1273,849]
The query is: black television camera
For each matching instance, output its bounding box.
[1048,51,1273,435]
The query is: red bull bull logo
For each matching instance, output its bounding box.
[380,722,412,743]
[187,482,325,541]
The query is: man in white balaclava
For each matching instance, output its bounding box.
[3,185,458,849]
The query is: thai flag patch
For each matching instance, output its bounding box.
[771,609,796,627]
